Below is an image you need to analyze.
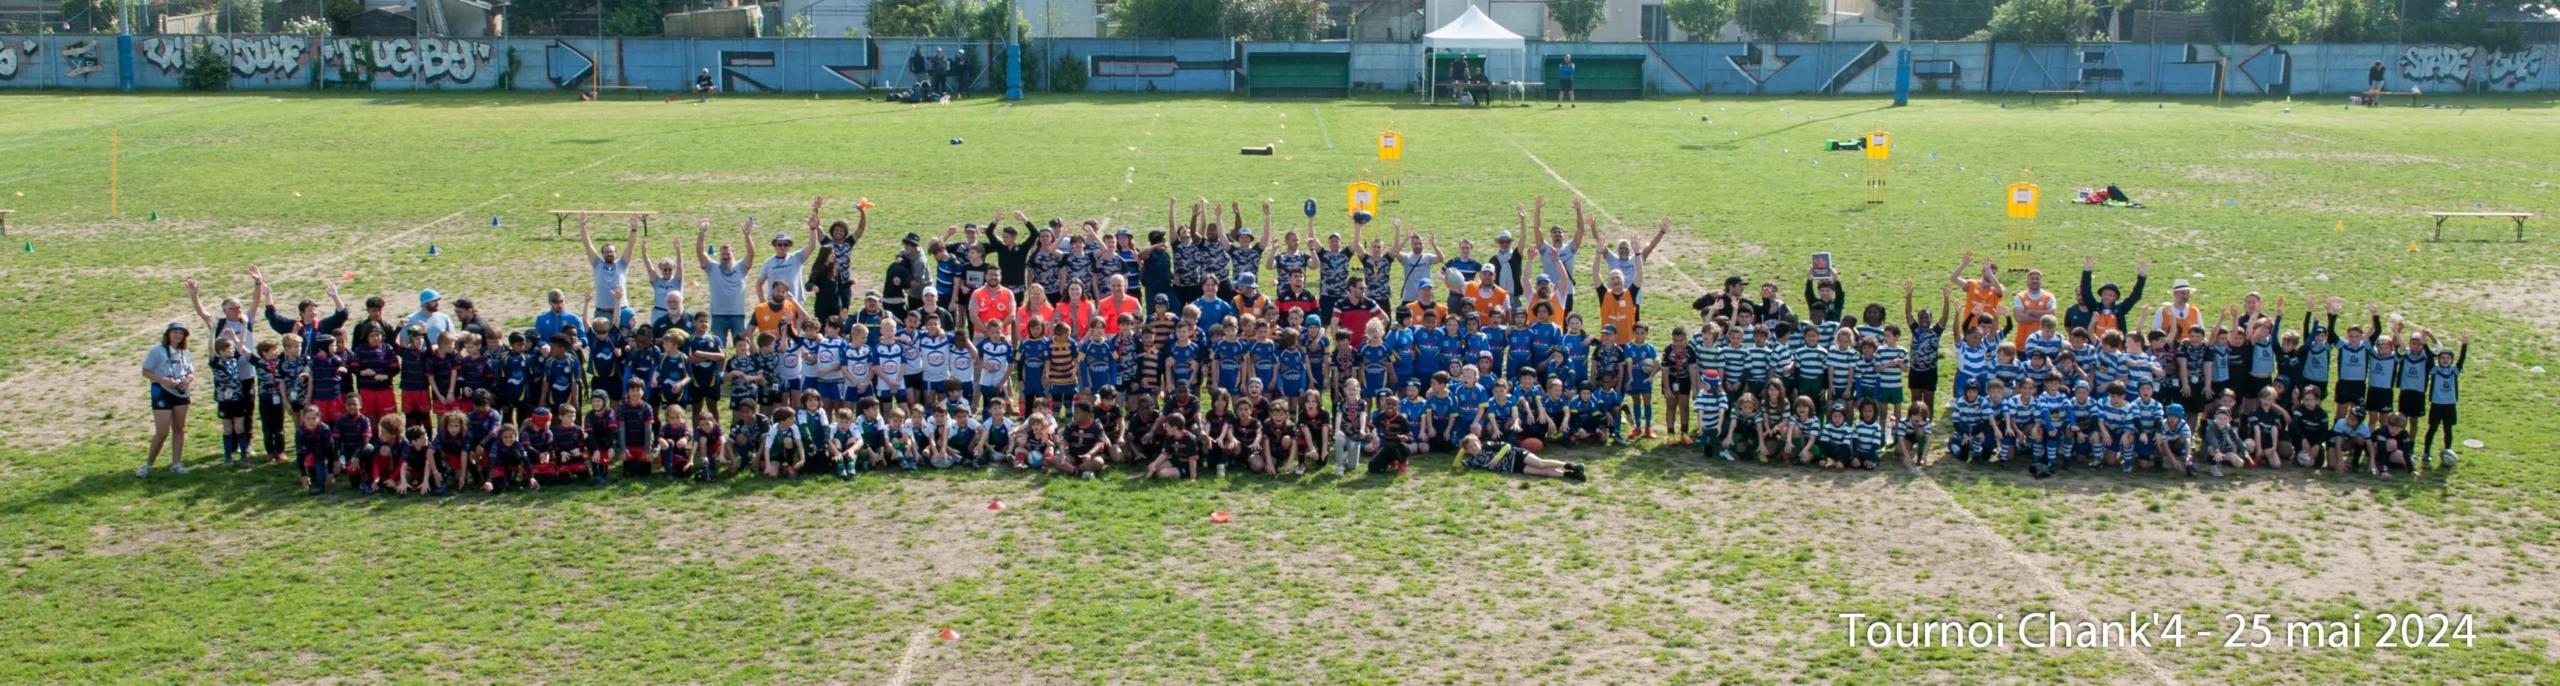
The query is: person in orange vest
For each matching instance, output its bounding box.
[2008,269,2057,348]
[1948,250,2006,333]
[1593,264,1639,345]
[2067,255,2148,338]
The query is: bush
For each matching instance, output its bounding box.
[1733,0,1816,41]
[1664,0,1733,40]
[1116,0,1223,38]
[1985,0,2093,43]
[498,45,522,90]
[867,0,942,36]
[602,0,661,36]
[280,15,331,35]
[1049,50,1085,92]
[1547,0,1604,40]
[182,41,231,91]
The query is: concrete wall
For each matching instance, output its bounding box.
[1,35,2551,95]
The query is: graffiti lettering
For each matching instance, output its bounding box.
[140,36,310,79]
[323,38,492,85]
[62,39,101,79]
[2399,45,2475,85]
[2482,49,2543,89]
[0,40,22,81]
[141,36,187,73]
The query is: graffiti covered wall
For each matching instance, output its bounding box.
[0,35,2554,95]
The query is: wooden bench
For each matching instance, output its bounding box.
[2028,89,2084,104]
[2426,211,2534,241]
[593,85,648,100]
[549,210,659,237]
[0,209,11,236]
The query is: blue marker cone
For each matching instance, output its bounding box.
[492,217,501,227]
[428,244,441,256]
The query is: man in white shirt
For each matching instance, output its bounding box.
[579,213,640,319]
[1538,198,1590,312]
[697,217,758,342]
[404,289,458,347]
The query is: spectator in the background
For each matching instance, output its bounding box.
[1556,54,1576,108]
[693,68,715,103]
[953,49,974,98]
[929,48,951,95]
[907,46,928,91]
[2368,60,2386,92]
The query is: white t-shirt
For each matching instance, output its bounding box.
[1539,242,1578,294]
[761,250,809,301]
[404,310,457,347]
[1398,252,1439,303]
[1602,250,1641,288]
[703,260,751,316]
[142,345,193,397]
[591,257,632,311]
[649,273,682,313]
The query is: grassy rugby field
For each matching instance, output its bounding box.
[0,90,2557,684]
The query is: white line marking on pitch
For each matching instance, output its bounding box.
[884,628,934,686]
[1901,463,2182,686]
[1312,104,1333,148]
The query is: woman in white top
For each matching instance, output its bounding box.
[142,322,197,477]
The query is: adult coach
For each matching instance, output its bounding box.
[405,289,457,347]
[1538,198,1588,312]
[2009,268,2058,347]
[697,217,757,341]
[141,322,195,477]
[578,213,640,320]
[2068,256,2148,337]
[810,198,870,322]
[1949,250,2005,331]
[1599,218,1668,303]
[1556,54,1576,107]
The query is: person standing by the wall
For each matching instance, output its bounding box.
[953,49,974,98]
[929,48,951,95]
[1556,54,1577,108]
[2368,60,2386,92]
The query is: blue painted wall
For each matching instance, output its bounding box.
[1,35,2551,96]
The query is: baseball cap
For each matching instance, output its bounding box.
[418,289,441,304]
[1304,314,1321,326]
[1152,293,1171,306]
[772,232,794,244]
[2165,404,2184,417]
[533,407,553,416]
[1535,274,1553,284]
[1418,278,1435,289]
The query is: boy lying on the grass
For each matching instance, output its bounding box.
[1454,435,1586,481]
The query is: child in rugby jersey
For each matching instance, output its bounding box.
[1779,395,1819,466]
[294,406,333,494]
[2201,406,2243,478]
[1727,391,1764,462]
[1950,319,2003,402]
[1903,281,1950,409]
[267,336,310,460]
[330,396,373,491]
[2420,331,2470,466]
[1814,403,1854,470]
[899,311,930,403]
[392,423,433,495]
[650,332,692,413]
[616,386,658,479]
[1892,400,1933,467]
[885,404,920,470]
[2022,315,2066,361]
[727,400,769,477]
[484,423,538,493]
[2157,403,2195,477]
[2369,412,2411,475]
[2295,297,2344,392]
[1848,400,1885,471]
[2288,385,2330,469]
[210,336,254,468]
[690,410,725,481]
[2327,405,2369,474]
[2129,383,2169,472]
[1692,371,1729,460]
[2031,395,2072,479]
[1791,324,1830,400]
[971,322,1012,404]
[2000,380,2038,464]
[2097,382,2138,471]
[656,405,691,479]
[915,316,956,398]
[2064,380,2102,468]
[1041,321,1080,408]
[873,319,909,403]
[537,405,582,483]
[2333,309,2374,406]
[434,412,471,494]
[1951,384,1994,463]
[1991,341,2028,393]
[2363,313,2401,418]
[1454,434,1585,481]
[1593,380,1627,446]
[1625,323,1660,439]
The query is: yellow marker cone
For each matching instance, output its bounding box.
[293,191,302,197]
[2334,220,2343,232]
[2409,240,2420,252]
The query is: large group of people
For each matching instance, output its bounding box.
[134,194,2475,495]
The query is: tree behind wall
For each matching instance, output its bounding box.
[511,0,596,34]
[1914,0,1999,39]
[602,0,662,35]
[1117,0,1225,37]
[1664,0,1734,40]
[869,0,945,35]
[1733,0,1816,40]
[1548,0,1606,40]
[2205,0,2276,42]
[1984,0,2092,42]
[1223,0,1331,40]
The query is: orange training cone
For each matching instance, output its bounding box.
[1210,511,1231,524]
[987,500,1005,511]
[937,628,959,641]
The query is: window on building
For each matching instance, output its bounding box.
[1640,3,1669,41]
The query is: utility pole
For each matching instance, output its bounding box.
[1892,0,1910,105]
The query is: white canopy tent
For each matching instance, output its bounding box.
[1420,5,1533,104]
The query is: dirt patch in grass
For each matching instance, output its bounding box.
[2236,150,2442,165]
[618,170,891,185]
[653,480,1052,606]
[1945,471,2560,671]
[87,521,268,571]
[2425,267,2560,334]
